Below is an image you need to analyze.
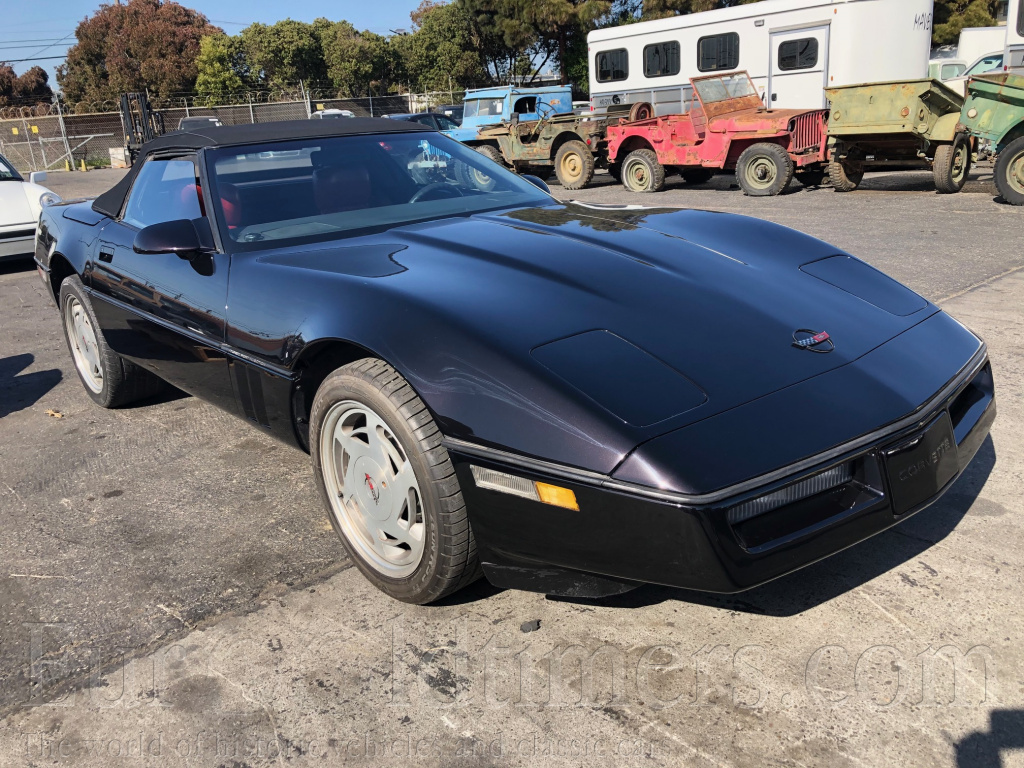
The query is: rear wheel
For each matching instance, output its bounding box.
[621,148,665,193]
[994,136,1024,206]
[59,275,163,408]
[554,140,595,190]
[310,359,480,604]
[933,134,972,194]
[736,143,795,196]
[828,157,864,192]
[681,167,714,185]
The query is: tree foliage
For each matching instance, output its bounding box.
[194,34,246,97]
[932,0,1000,46]
[57,0,219,105]
[0,65,54,107]
[395,2,490,91]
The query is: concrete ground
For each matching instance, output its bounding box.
[0,167,1021,767]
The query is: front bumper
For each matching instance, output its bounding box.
[0,229,35,261]
[448,349,995,597]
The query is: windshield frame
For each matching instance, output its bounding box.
[0,153,24,181]
[201,131,552,254]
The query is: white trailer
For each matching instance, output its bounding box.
[587,0,934,115]
[1008,0,1024,73]
[955,26,1007,70]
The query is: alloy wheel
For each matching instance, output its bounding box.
[64,296,103,393]
[319,400,425,577]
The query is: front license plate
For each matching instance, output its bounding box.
[883,413,958,515]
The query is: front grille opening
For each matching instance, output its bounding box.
[949,363,994,445]
[728,457,884,553]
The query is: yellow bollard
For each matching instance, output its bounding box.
[80,159,87,172]
[65,160,71,172]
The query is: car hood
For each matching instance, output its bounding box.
[0,181,38,227]
[378,202,934,432]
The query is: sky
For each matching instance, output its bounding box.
[0,0,425,88]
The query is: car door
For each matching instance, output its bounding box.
[767,26,830,109]
[88,154,237,411]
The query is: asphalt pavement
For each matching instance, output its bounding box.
[0,166,1021,767]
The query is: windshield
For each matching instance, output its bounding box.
[693,74,758,105]
[0,154,22,181]
[966,54,1003,76]
[435,114,460,130]
[463,98,504,118]
[205,132,550,252]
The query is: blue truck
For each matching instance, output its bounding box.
[443,85,575,143]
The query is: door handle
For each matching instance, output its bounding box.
[99,248,114,263]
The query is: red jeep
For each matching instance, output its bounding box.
[606,72,829,196]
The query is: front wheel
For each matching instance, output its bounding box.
[59,275,163,408]
[554,140,595,190]
[994,136,1024,206]
[621,148,665,193]
[933,134,972,194]
[310,358,480,604]
[736,143,795,196]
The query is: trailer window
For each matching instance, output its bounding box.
[697,33,739,72]
[1020,0,1024,36]
[778,38,818,71]
[597,49,629,82]
[644,41,680,78]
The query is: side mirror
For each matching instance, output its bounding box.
[29,171,47,184]
[521,174,550,194]
[134,218,214,258]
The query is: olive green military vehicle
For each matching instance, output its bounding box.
[464,112,608,190]
[958,72,1024,205]
[826,79,971,193]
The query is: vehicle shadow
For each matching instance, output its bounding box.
[550,436,996,617]
[955,709,1024,767]
[0,353,62,419]
[0,259,36,277]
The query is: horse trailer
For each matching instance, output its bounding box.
[1008,0,1024,73]
[587,0,934,115]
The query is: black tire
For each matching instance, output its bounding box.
[797,168,827,187]
[629,102,654,122]
[310,358,480,604]
[554,139,595,190]
[621,148,665,193]
[681,167,714,185]
[828,157,864,192]
[933,134,972,194]
[454,145,504,191]
[736,142,795,196]
[994,136,1024,206]
[607,163,622,182]
[58,275,164,408]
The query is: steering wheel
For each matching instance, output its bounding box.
[536,102,555,119]
[409,182,465,203]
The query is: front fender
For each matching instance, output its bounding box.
[931,112,962,143]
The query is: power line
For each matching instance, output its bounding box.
[0,43,73,51]
[1,55,68,63]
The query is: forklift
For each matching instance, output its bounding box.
[119,92,165,165]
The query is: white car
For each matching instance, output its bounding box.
[0,154,60,262]
[310,109,356,119]
[944,51,1005,96]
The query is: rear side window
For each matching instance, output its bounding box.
[941,62,965,79]
[778,38,819,71]
[697,32,740,72]
[597,49,629,82]
[644,41,680,78]
[122,159,201,229]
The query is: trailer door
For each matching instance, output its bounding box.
[768,26,830,109]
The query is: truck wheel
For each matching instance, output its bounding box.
[828,158,863,192]
[554,140,595,190]
[621,149,665,193]
[736,143,795,196]
[933,135,972,194]
[681,167,714,185]
[994,136,1024,206]
[629,102,654,122]
[456,145,504,191]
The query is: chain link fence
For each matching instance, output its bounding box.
[0,91,461,173]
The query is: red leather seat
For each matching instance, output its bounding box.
[313,164,372,214]
[219,183,242,230]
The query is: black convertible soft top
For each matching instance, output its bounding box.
[93,117,430,218]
